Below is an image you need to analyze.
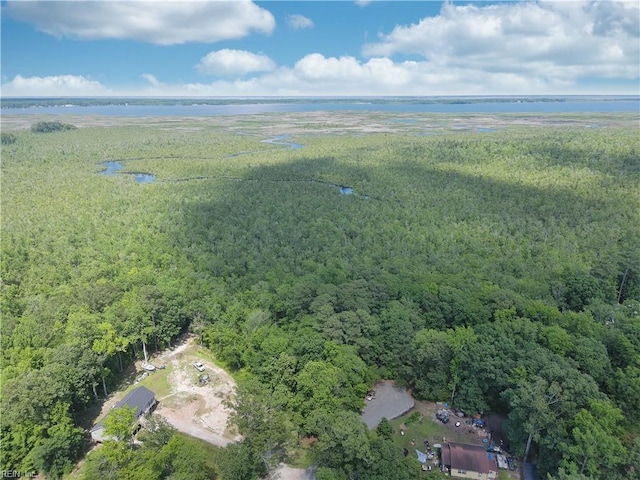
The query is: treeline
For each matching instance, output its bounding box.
[5,96,621,109]
[30,121,78,133]
[1,119,639,479]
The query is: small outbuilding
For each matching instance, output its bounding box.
[90,386,157,443]
[441,442,498,480]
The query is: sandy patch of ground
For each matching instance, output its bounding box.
[153,335,241,447]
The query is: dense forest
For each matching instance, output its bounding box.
[1,113,639,480]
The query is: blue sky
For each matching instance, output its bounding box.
[1,1,639,96]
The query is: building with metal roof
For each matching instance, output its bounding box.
[441,442,498,480]
[90,386,157,443]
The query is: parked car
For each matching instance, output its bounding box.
[193,361,205,372]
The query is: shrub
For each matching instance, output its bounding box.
[405,411,422,425]
[1,132,17,145]
[31,121,77,133]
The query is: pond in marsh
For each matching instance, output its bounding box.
[99,161,156,183]
[100,161,124,175]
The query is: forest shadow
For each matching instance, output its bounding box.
[171,146,634,296]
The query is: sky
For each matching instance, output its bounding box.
[1,0,639,97]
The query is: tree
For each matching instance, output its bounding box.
[103,405,137,444]
[366,437,423,479]
[561,400,626,477]
[225,380,295,475]
[311,410,372,474]
[294,360,341,416]
[409,329,452,400]
[30,121,77,133]
[138,414,176,449]
[445,326,477,406]
[152,435,218,480]
[503,376,565,465]
[217,442,261,480]
[1,132,17,144]
[25,402,84,479]
[375,418,393,440]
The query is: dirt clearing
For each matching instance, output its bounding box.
[151,335,241,447]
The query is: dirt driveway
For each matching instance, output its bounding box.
[153,335,241,447]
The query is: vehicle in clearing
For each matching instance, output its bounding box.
[141,363,156,371]
[193,361,205,372]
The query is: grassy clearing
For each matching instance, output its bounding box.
[389,411,484,452]
[288,442,316,469]
[137,363,174,400]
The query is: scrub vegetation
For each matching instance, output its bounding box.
[1,113,639,479]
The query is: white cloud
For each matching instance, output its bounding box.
[122,54,621,96]
[140,73,161,87]
[4,0,275,45]
[287,14,314,30]
[355,0,373,7]
[362,1,639,83]
[1,74,110,96]
[5,47,637,98]
[195,49,276,77]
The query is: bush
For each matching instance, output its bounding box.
[31,121,77,133]
[405,411,422,425]
[1,132,17,144]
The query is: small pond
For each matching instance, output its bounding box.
[309,180,367,198]
[361,381,415,429]
[99,161,156,183]
[100,161,123,175]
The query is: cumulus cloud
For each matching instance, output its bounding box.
[1,74,110,96]
[287,14,314,30]
[123,54,596,97]
[4,0,275,45]
[363,1,639,83]
[5,47,636,97]
[195,49,276,77]
[140,73,160,87]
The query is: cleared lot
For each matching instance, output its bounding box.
[152,335,241,447]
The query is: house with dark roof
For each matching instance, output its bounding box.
[90,386,157,443]
[441,442,498,480]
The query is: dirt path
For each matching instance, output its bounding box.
[153,335,241,447]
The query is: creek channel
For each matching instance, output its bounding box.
[98,135,365,196]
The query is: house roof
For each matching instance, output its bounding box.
[444,442,497,474]
[115,386,156,418]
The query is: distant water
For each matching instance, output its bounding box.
[4,99,639,116]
